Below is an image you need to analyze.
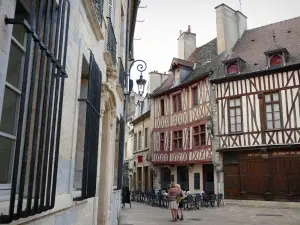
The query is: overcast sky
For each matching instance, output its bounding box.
[130,0,299,90]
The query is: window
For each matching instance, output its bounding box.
[138,131,142,149]
[229,98,242,132]
[193,125,206,146]
[74,53,102,200]
[173,130,183,150]
[0,0,71,221]
[134,133,137,151]
[192,87,198,107]
[145,128,148,148]
[160,133,165,151]
[173,93,182,113]
[194,173,200,190]
[226,62,239,74]
[140,101,144,115]
[265,93,281,129]
[270,54,283,67]
[0,5,27,185]
[160,99,165,116]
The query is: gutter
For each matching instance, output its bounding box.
[210,62,300,84]
[129,0,140,58]
[151,72,210,98]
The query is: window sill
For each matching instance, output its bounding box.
[0,193,79,225]
[228,131,244,135]
[134,148,149,153]
[72,190,89,204]
[172,148,184,151]
[265,128,282,132]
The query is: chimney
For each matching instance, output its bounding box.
[215,4,247,55]
[178,25,196,60]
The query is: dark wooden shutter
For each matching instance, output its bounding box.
[194,173,200,190]
[74,52,102,201]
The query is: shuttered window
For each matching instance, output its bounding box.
[74,52,102,201]
[173,93,182,113]
[0,0,71,222]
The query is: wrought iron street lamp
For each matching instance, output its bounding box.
[129,59,147,95]
[136,75,146,95]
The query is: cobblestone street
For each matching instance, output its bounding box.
[120,202,300,225]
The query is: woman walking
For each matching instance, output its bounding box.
[167,182,179,222]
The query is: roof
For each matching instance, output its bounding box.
[169,57,195,71]
[152,15,300,95]
[152,38,219,96]
[213,16,300,79]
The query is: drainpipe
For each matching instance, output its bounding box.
[208,71,220,194]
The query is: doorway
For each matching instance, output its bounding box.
[203,164,214,195]
[177,166,189,191]
[160,167,171,190]
[144,166,149,191]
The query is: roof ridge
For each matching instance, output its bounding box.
[247,15,300,32]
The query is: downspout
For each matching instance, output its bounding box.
[208,71,220,194]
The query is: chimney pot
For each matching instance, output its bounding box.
[188,25,191,32]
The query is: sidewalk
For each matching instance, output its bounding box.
[120,202,300,225]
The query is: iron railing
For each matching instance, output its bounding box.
[118,57,126,88]
[93,0,104,26]
[1,0,70,223]
[74,52,102,201]
[106,17,117,65]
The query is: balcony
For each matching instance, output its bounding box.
[82,0,104,40]
[104,17,117,67]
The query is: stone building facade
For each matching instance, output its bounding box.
[0,0,139,224]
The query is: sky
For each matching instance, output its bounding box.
[130,0,299,90]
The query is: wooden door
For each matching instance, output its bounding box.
[224,164,239,199]
[269,157,300,201]
[239,159,265,200]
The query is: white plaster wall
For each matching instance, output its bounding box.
[188,164,203,194]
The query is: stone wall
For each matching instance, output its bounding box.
[0,0,129,224]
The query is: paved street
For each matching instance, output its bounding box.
[120,202,300,225]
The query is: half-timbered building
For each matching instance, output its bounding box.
[151,27,217,194]
[211,10,300,201]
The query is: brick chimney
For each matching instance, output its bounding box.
[215,4,247,55]
[178,25,196,60]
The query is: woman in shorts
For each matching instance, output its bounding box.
[168,182,179,222]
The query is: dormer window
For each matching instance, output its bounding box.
[226,62,239,74]
[269,54,283,68]
[265,47,289,68]
[222,56,245,75]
